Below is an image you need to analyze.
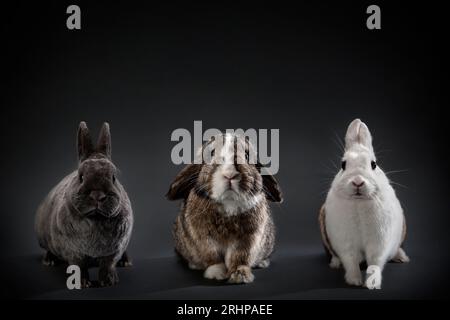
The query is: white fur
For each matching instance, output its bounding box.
[329,256,341,269]
[324,119,406,288]
[255,259,270,268]
[188,262,202,270]
[204,263,227,280]
[210,134,263,215]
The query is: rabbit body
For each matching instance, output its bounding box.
[323,183,405,286]
[320,119,409,288]
[168,134,282,283]
[36,171,133,266]
[173,190,275,280]
[35,122,133,287]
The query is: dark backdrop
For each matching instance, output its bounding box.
[1,1,449,299]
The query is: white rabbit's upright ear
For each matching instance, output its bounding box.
[97,122,112,159]
[344,118,373,151]
[77,121,94,161]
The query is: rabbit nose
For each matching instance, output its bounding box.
[90,190,106,202]
[352,180,365,188]
[223,173,240,181]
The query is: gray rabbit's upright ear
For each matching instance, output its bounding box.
[97,122,112,159]
[77,121,94,161]
[262,174,283,203]
[166,164,202,200]
[345,118,373,151]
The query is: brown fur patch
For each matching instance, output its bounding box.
[173,190,275,272]
[318,205,336,258]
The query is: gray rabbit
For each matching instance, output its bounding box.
[35,122,133,287]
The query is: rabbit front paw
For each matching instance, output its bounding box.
[42,251,60,266]
[204,263,227,280]
[116,251,133,267]
[228,265,254,284]
[345,270,363,286]
[99,268,119,287]
[81,277,92,288]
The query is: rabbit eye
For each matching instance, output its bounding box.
[113,175,116,183]
[79,174,84,183]
[371,161,377,170]
[341,161,346,171]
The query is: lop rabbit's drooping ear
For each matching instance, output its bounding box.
[97,122,112,159]
[262,174,283,203]
[166,164,202,200]
[344,118,373,152]
[77,121,94,161]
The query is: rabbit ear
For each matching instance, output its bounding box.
[77,121,94,161]
[97,122,111,159]
[345,118,373,151]
[262,173,283,202]
[166,164,202,200]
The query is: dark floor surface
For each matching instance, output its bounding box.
[2,245,446,300]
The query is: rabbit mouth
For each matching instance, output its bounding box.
[351,191,366,199]
[85,208,112,218]
[351,191,374,200]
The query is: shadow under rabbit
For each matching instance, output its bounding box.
[1,247,422,300]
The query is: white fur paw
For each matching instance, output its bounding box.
[204,263,227,280]
[228,265,255,284]
[255,259,270,269]
[188,262,202,270]
[329,256,341,269]
[365,265,382,290]
[345,271,363,286]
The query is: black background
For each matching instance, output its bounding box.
[1,1,449,299]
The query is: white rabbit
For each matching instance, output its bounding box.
[319,119,409,289]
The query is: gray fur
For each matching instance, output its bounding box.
[35,122,133,287]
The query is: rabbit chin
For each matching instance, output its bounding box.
[76,204,120,218]
[336,185,377,201]
[213,190,263,216]
[347,192,372,200]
